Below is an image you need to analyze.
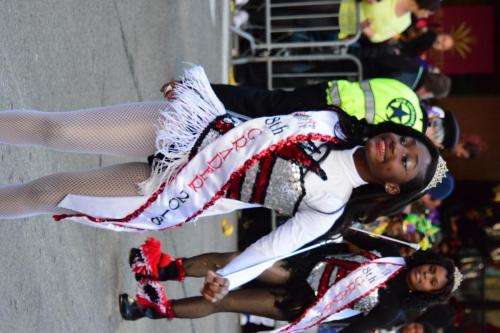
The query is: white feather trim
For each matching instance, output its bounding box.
[139,66,226,194]
[137,280,167,315]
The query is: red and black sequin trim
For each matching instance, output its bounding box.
[250,152,278,204]
[53,134,341,227]
[188,114,237,160]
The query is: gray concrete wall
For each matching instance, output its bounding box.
[0,1,238,332]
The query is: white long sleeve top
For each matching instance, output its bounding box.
[217,146,367,289]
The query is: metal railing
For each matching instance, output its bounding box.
[231,0,363,89]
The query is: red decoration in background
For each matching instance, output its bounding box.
[429,6,494,74]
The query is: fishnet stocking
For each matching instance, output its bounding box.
[183,252,291,285]
[0,102,168,157]
[183,252,239,277]
[0,162,150,219]
[171,288,287,320]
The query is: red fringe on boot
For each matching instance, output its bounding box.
[136,279,175,319]
[130,237,185,281]
[174,258,186,282]
[130,237,172,279]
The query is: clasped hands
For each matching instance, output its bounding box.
[200,270,230,303]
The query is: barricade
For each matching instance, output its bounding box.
[232,0,363,89]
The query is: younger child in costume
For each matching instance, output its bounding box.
[119,235,462,333]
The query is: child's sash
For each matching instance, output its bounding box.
[273,257,405,333]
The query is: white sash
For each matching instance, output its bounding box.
[57,111,341,231]
[271,257,405,333]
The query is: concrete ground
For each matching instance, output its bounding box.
[0,1,239,332]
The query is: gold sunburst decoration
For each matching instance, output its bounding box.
[450,22,476,59]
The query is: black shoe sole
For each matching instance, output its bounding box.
[119,293,144,321]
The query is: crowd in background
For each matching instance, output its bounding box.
[230,0,499,332]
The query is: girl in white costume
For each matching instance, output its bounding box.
[0,66,445,297]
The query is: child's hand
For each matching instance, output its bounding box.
[160,81,178,100]
[201,270,230,303]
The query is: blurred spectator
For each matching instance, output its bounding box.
[425,107,460,151]
[413,173,456,212]
[426,173,455,204]
[415,70,452,99]
[401,31,455,57]
[359,51,451,98]
[358,30,454,61]
[432,33,455,52]
[339,0,441,43]
[453,134,486,159]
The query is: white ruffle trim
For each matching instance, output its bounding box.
[139,66,226,195]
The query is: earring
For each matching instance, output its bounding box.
[384,183,400,195]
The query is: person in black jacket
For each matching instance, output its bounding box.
[400,31,454,57]
[161,81,459,151]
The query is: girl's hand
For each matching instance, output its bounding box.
[160,81,177,100]
[201,270,229,303]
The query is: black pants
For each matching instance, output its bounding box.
[211,83,329,118]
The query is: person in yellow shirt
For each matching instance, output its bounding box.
[340,0,441,43]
